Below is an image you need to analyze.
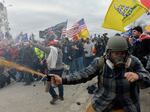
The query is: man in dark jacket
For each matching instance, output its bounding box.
[18,43,36,85]
[131,26,150,69]
[52,36,150,112]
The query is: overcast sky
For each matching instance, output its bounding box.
[3,0,150,39]
[3,0,150,38]
[3,0,119,38]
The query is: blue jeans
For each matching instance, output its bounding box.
[49,84,64,98]
[70,59,77,73]
[70,57,84,73]
[76,57,84,71]
[24,72,33,84]
[84,56,94,67]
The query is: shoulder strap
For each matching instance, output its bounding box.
[126,57,134,72]
[97,56,105,88]
[98,56,105,69]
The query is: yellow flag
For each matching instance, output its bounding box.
[77,18,89,40]
[79,28,90,40]
[102,0,148,32]
[145,25,150,31]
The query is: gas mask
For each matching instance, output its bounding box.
[111,55,126,68]
[105,51,131,70]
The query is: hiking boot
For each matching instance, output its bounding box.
[59,96,64,101]
[50,97,58,104]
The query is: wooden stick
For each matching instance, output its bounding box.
[0,58,46,77]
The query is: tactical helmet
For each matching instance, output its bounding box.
[105,36,130,68]
[106,36,128,52]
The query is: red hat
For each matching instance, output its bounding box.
[48,39,58,46]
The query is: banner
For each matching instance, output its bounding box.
[39,21,67,40]
[21,33,28,42]
[140,0,150,9]
[15,32,28,42]
[103,0,147,32]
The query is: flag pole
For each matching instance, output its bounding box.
[0,58,47,77]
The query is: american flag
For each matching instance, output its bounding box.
[66,26,79,38]
[61,28,66,36]
[66,18,88,38]
[61,21,68,38]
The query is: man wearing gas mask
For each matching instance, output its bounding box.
[51,36,150,112]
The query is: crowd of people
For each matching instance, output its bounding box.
[0,25,150,112]
[0,32,108,87]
